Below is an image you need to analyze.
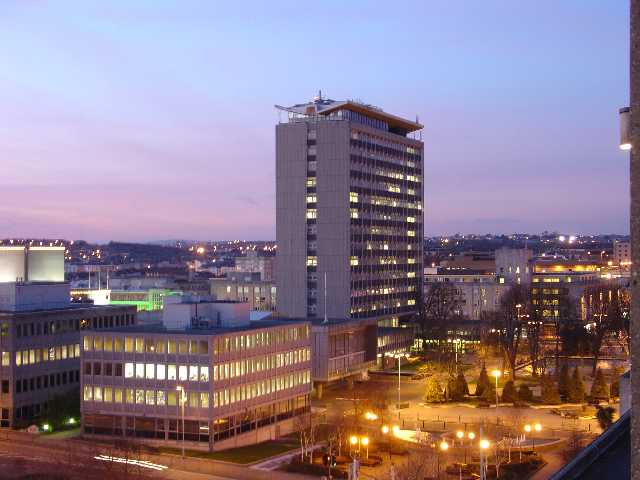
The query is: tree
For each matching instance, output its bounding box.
[596,406,616,431]
[501,380,518,403]
[492,285,528,380]
[567,367,585,404]
[481,382,496,404]
[610,366,623,399]
[590,368,609,401]
[423,376,444,403]
[420,282,464,354]
[294,413,318,463]
[476,363,491,397]
[583,285,628,375]
[445,374,465,402]
[557,364,570,401]
[518,384,533,402]
[526,309,543,376]
[455,370,469,397]
[541,373,561,404]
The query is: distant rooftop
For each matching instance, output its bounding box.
[276,92,423,135]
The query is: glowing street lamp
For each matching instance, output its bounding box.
[362,436,370,459]
[385,352,410,408]
[381,425,389,434]
[491,370,501,408]
[364,411,378,421]
[479,439,491,480]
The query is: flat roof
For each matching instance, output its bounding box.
[276,97,423,133]
[88,318,309,336]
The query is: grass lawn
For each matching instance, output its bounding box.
[159,439,299,464]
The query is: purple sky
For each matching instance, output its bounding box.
[0,1,630,242]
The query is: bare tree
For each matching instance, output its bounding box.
[421,282,464,356]
[492,285,529,380]
[294,412,318,463]
[583,285,628,375]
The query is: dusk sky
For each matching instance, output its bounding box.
[0,1,630,242]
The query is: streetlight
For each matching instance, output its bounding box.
[349,435,369,459]
[385,352,410,409]
[438,440,449,479]
[364,411,378,421]
[382,425,389,434]
[491,370,501,408]
[479,439,490,480]
[392,425,400,436]
[362,436,370,459]
[525,423,542,452]
[176,386,186,459]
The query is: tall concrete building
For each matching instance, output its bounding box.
[275,94,424,328]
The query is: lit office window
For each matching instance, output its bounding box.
[189,366,198,382]
[93,386,103,402]
[135,389,145,404]
[114,388,123,403]
[146,390,155,405]
[179,365,188,381]
[124,363,134,378]
[168,365,177,380]
[157,364,166,380]
[83,385,92,401]
[157,390,166,406]
[104,387,113,403]
[201,392,209,408]
[135,338,144,353]
[135,363,144,379]
[146,363,155,379]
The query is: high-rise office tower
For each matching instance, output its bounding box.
[276,94,424,327]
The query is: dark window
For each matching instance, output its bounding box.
[62,372,67,384]
[16,325,21,338]
[36,377,41,389]
[44,376,48,388]
[75,370,80,382]
[15,381,21,393]
[49,374,54,386]
[1,381,8,394]
[105,363,113,376]
[56,373,60,385]
[29,378,34,391]
[115,363,123,377]
[84,362,92,375]
[93,362,101,376]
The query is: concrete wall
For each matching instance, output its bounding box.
[276,122,309,318]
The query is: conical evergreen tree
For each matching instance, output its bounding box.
[476,363,490,397]
[446,375,459,401]
[567,367,585,403]
[610,366,623,399]
[455,370,469,397]
[501,380,518,403]
[590,368,609,401]
[423,376,444,403]
[557,364,570,400]
[518,384,533,402]
[541,372,561,404]
[481,382,496,404]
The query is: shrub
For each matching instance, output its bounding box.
[501,380,518,403]
[567,367,585,404]
[518,384,533,402]
[423,376,444,403]
[596,406,616,431]
[590,368,609,401]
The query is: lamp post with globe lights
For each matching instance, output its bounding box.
[491,369,501,409]
[385,352,410,409]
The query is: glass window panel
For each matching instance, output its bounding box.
[114,388,123,403]
[157,364,166,380]
[114,337,123,352]
[168,391,177,406]
[157,390,166,406]
[168,365,177,380]
[124,363,134,378]
[199,366,209,382]
[135,363,144,379]
[168,341,177,354]
[126,389,134,404]
[94,386,103,402]
[104,387,113,403]
[104,337,113,352]
[178,365,187,381]
[178,341,187,354]
[189,366,198,381]
[124,337,133,353]
[146,363,155,379]
[135,389,145,404]
[200,392,209,408]
[146,390,155,405]
[135,338,144,353]
[83,385,92,401]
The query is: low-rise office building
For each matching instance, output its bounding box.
[81,296,311,450]
[210,275,276,312]
[0,246,136,428]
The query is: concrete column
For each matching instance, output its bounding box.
[631,2,640,478]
